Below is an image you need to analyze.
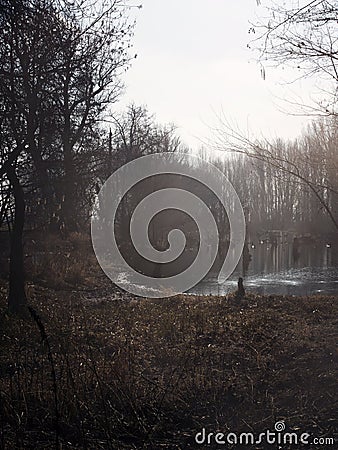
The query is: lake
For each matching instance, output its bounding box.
[190,241,338,296]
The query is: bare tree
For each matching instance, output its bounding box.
[251,0,338,116]
[110,104,181,165]
[51,0,136,232]
[0,0,136,312]
[107,104,182,247]
[207,2,338,234]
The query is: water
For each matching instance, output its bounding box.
[110,241,337,297]
[190,241,338,296]
[191,266,338,296]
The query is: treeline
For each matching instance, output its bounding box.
[210,117,338,236]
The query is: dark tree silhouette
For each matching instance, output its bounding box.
[0,0,135,312]
[251,0,338,116]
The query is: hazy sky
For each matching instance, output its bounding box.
[117,0,318,149]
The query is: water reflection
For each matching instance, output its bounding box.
[190,241,338,296]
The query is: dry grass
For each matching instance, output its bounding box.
[0,232,337,448]
[0,282,337,449]
[24,232,102,289]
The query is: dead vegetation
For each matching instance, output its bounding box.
[0,279,337,449]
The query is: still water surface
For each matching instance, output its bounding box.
[190,242,338,296]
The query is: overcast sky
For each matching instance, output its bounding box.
[117,0,318,149]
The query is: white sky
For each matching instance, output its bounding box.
[116,0,320,149]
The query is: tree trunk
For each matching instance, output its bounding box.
[61,96,78,234]
[62,146,78,234]
[7,166,27,314]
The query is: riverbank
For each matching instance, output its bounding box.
[0,282,337,449]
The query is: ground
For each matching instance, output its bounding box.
[0,281,337,449]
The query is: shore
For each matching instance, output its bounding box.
[0,281,337,449]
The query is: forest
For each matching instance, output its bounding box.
[0,0,337,448]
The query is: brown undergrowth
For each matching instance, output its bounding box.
[0,233,337,448]
[0,282,337,449]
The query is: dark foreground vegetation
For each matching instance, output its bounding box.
[0,235,337,449]
[0,2,337,447]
